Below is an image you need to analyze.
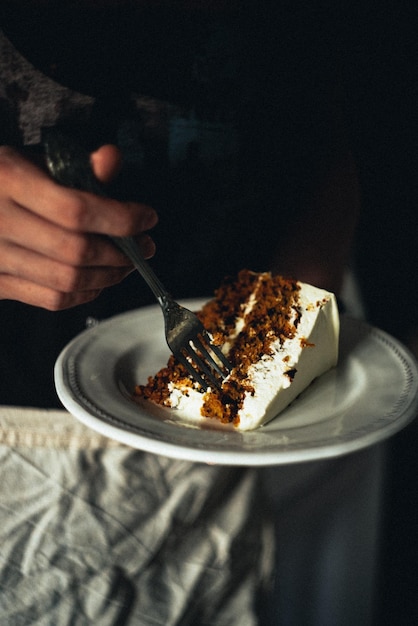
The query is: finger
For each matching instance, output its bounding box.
[0,274,102,311]
[90,145,122,183]
[0,241,134,293]
[1,201,156,266]
[0,147,158,236]
[46,190,158,237]
[1,200,128,266]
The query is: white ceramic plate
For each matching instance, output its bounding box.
[55,300,418,466]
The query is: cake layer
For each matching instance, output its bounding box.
[135,270,340,431]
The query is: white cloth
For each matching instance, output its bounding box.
[0,408,269,626]
[0,408,384,626]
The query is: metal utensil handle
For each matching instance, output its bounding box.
[111,235,170,306]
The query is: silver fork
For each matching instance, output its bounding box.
[110,237,232,391]
[43,130,232,391]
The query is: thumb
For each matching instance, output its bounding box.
[90,144,122,183]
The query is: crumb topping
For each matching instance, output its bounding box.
[134,269,301,425]
[300,338,315,348]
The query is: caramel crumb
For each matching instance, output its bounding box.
[300,338,315,348]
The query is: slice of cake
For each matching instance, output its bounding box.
[135,269,340,431]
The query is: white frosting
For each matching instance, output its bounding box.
[167,281,340,431]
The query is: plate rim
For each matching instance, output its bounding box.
[54,305,418,466]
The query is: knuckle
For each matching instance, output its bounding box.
[102,202,133,237]
[58,232,93,265]
[55,266,82,293]
[109,201,155,237]
[44,289,99,311]
[43,292,69,311]
[59,192,90,230]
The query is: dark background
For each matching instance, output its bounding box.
[338,3,418,624]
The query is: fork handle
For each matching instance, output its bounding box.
[111,235,171,306]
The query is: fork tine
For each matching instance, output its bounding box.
[200,331,232,373]
[175,331,229,391]
[175,350,210,390]
[185,345,224,391]
[191,333,230,379]
[190,358,221,390]
[175,331,231,392]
